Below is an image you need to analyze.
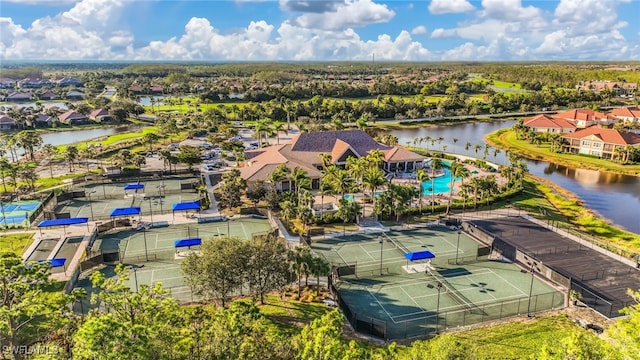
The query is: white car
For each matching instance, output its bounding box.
[202,164,217,171]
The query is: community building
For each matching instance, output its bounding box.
[239,130,426,190]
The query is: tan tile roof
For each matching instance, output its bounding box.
[383,147,426,162]
[562,126,640,146]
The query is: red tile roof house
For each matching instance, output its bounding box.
[239,130,426,191]
[555,109,613,128]
[561,126,640,160]
[523,114,576,133]
[58,110,89,125]
[608,107,640,124]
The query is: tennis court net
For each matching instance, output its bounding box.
[427,270,484,314]
[382,232,409,256]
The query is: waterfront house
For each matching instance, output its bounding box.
[38,91,59,100]
[89,108,111,122]
[33,114,54,127]
[609,107,640,123]
[561,126,640,160]
[5,92,33,102]
[0,115,17,131]
[523,114,576,133]
[58,110,89,125]
[239,129,426,190]
[555,109,612,128]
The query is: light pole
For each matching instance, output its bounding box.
[379,238,384,275]
[455,230,461,265]
[148,197,154,224]
[129,264,144,292]
[526,261,537,317]
[142,226,149,262]
[86,191,95,221]
[428,282,443,332]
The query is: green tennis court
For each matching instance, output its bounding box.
[78,177,199,199]
[55,192,200,219]
[312,226,565,340]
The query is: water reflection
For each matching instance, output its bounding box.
[390,121,640,234]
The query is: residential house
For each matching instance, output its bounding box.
[562,126,640,160]
[523,114,576,133]
[38,91,59,100]
[33,114,54,127]
[65,90,85,100]
[5,92,33,102]
[17,78,51,89]
[150,85,163,94]
[0,115,17,131]
[608,107,640,123]
[0,78,16,89]
[56,77,83,87]
[575,80,637,96]
[555,109,613,128]
[89,108,111,122]
[58,110,89,125]
[239,129,426,190]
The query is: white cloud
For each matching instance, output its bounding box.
[1,0,132,59]
[291,0,395,30]
[428,0,474,15]
[411,25,427,35]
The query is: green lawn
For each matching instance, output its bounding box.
[487,128,640,175]
[471,77,523,90]
[0,233,34,255]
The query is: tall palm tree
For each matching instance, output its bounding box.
[0,159,11,193]
[430,158,444,214]
[452,138,459,153]
[272,121,287,145]
[41,144,58,179]
[465,142,472,155]
[65,145,79,172]
[330,168,355,200]
[361,166,387,219]
[290,167,310,196]
[446,163,469,214]
[15,130,43,162]
[415,168,429,215]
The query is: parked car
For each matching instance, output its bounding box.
[200,142,213,149]
[202,164,217,171]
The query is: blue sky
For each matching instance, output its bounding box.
[1,0,638,61]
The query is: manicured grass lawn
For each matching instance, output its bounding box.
[487,129,640,175]
[471,77,523,90]
[442,314,594,359]
[320,223,359,234]
[0,233,34,255]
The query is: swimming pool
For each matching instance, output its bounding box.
[421,167,461,195]
[343,192,383,201]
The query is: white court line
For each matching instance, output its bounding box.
[486,269,529,297]
[401,287,425,311]
[366,288,395,320]
[359,244,377,261]
[241,224,249,240]
[437,235,458,251]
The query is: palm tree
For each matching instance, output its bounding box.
[272,121,287,145]
[291,246,311,297]
[0,159,11,193]
[415,168,429,215]
[291,167,310,196]
[447,163,469,214]
[474,144,482,157]
[18,164,37,192]
[465,142,472,155]
[310,257,331,295]
[42,144,58,178]
[452,138,459,153]
[65,145,79,172]
[143,132,160,152]
[337,198,361,236]
[254,120,269,148]
[15,130,43,161]
[430,158,444,214]
[361,166,387,219]
[329,168,355,201]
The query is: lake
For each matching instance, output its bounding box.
[390,121,640,234]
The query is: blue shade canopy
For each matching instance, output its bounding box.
[175,238,202,248]
[38,258,66,267]
[404,251,436,261]
[172,201,200,211]
[110,207,141,217]
[124,184,144,190]
[37,218,88,227]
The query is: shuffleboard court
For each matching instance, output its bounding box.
[312,226,565,340]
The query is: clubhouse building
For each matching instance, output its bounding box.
[239,130,426,190]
